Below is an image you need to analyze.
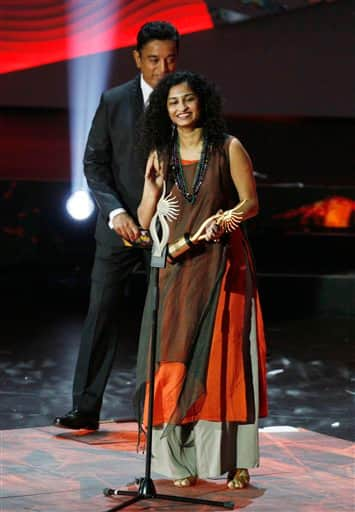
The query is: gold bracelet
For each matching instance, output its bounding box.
[168,234,192,260]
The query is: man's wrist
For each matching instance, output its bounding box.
[108,208,126,229]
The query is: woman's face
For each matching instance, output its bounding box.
[166,82,201,129]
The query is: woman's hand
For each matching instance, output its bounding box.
[204,217,224,242]
[190,211,223,243]
[138,151,165,228]
[190,204,245,244]
[144,151,164,197]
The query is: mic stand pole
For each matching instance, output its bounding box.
[102,187,234,511]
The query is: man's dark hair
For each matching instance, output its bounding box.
[136,21,180,53]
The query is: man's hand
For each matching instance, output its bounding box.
[112,212,140,242]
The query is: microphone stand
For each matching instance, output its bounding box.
[102,186,234,511]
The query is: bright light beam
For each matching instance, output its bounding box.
[66,1,115,220]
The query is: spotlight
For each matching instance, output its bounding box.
[66,1,112,225]
[66,190,94,221]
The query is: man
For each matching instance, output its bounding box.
[54,21,180,430]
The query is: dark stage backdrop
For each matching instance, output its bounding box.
[0,0,354,317]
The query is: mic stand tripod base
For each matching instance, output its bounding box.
[103,476,235,511]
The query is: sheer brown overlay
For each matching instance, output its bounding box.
[135,136,267,436]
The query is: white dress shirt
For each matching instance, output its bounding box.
[108,75,153,229]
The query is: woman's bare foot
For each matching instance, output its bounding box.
[227,468,250,489]
[173,476,197,487]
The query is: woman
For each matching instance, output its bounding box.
[135,71,267,489]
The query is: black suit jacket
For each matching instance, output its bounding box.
[84,75,145,247]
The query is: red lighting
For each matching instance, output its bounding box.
[0,0,213,74]
[273,196,355,228]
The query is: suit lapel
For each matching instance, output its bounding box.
[131,75,144,121]
[130,76,145,155]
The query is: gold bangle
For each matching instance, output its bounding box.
[168,235,191,259]
[166,246,176,263]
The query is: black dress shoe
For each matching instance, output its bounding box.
[54,409,99,430]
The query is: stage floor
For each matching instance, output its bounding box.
[1,287,354,442]
[1,422,353,511]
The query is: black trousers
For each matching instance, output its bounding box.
[72,241,150,417]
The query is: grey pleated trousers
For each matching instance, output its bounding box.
[151,299,260,479]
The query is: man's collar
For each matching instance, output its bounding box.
[140,75,153,106]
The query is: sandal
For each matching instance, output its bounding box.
[173,476,197,487]
[227,468,250,489]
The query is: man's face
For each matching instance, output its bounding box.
[133,39,178,88]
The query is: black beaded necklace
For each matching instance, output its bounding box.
[171,136,210,204]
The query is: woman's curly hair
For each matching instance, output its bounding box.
[141,71,226,155]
